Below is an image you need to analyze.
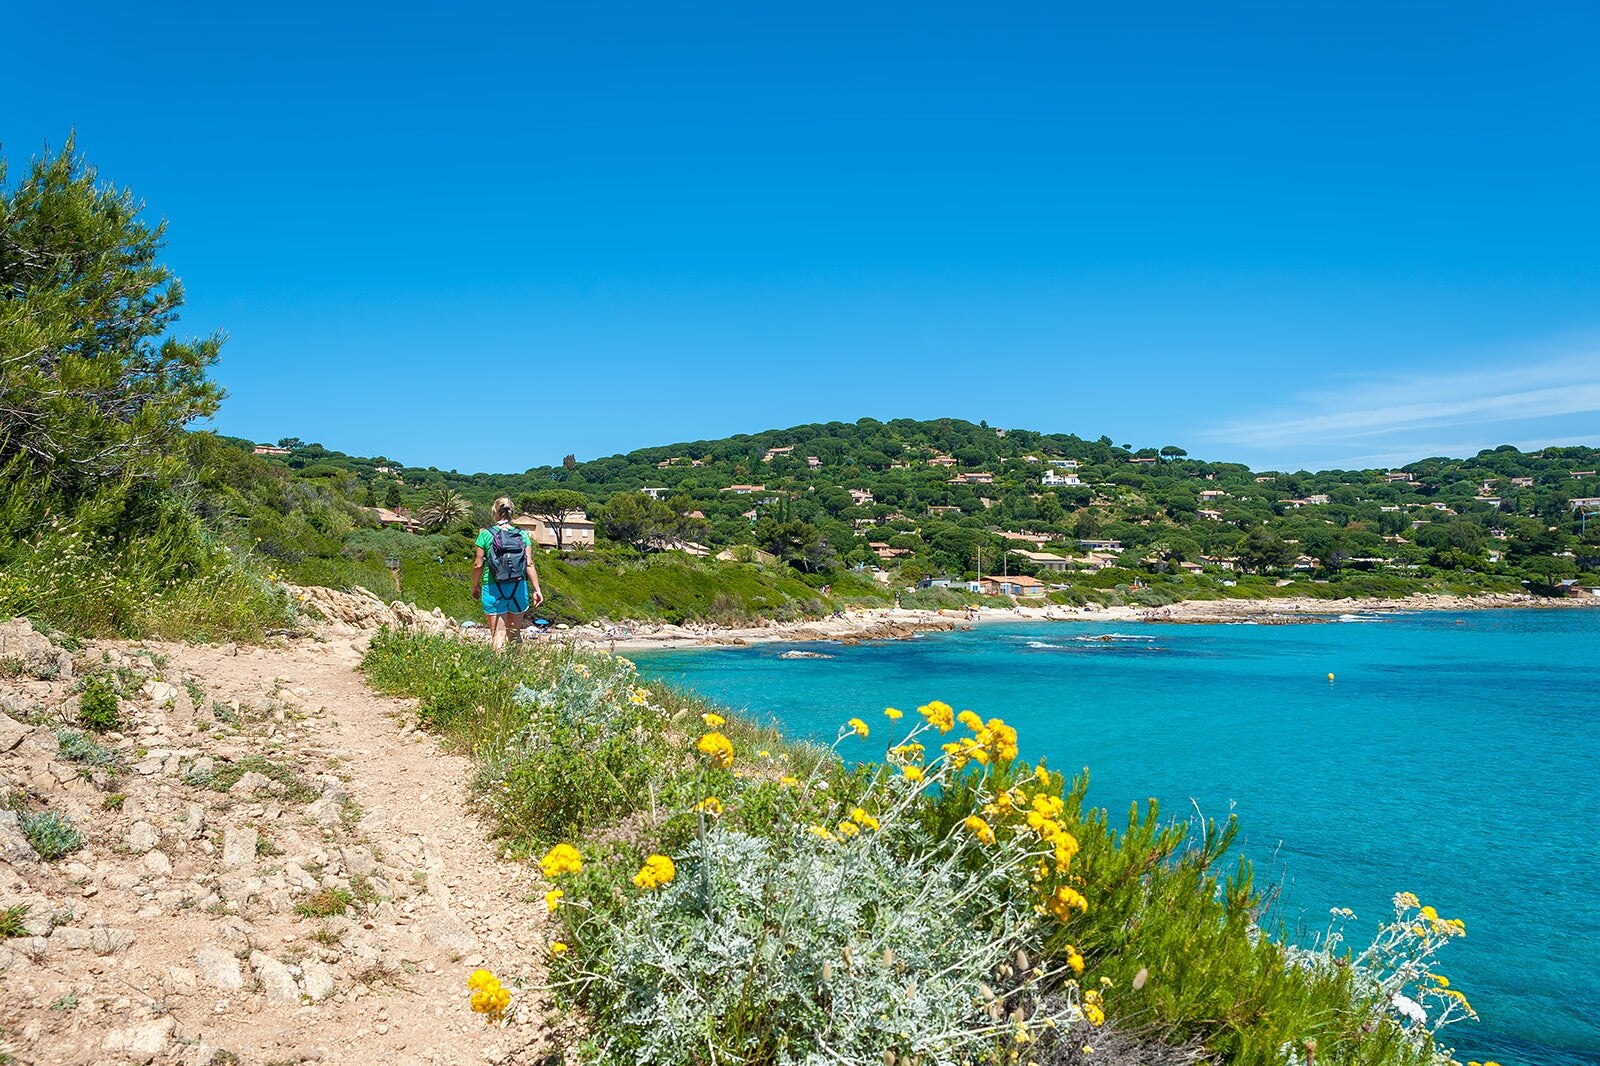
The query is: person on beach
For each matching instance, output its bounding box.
[472,497,544,652]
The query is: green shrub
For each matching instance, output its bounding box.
[78,674,121,733]
[22,811,84,860]
[55,728,120,770]
[0,903,29,938]
[294,887,354,918]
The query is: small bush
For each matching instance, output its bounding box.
[78,674,122,733]
[294,887,354,918]
[55,728,120,770]
[0,903,30,938]
[22,811,84,860]
[205,756,318,802]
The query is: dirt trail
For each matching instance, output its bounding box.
[0,614,568,1065]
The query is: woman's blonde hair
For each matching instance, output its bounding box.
[492,496,515,522]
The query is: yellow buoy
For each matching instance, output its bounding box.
[1327,672,1335,682]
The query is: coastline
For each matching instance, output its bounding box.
[568,590,1600,654]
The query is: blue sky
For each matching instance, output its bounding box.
[9,2,1599,473]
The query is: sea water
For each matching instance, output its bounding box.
[636,609,1600,1066]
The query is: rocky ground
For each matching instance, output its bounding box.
[0,608,569,1066]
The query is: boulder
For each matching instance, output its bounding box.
[249,950,300,1004]
[221,827,258,868]
[101,1016,176,1063]
[195,946,245,990]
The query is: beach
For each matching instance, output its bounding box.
[572,589,1600,653]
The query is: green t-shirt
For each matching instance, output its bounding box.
[477,524,531,581]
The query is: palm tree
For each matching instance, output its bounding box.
[418,487,472,532]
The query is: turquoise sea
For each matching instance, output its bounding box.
[637,609,1600,1066]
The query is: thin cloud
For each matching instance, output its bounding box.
[1202,353,1600,462]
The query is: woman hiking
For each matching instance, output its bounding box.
[472,497,545,651]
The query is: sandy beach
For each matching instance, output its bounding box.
[562,590,1600,654]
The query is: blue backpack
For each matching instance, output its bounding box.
[488,525,527,584]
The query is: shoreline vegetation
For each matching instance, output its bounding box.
[355,624,1485,1066]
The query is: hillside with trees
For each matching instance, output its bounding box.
[246,418,1600,620]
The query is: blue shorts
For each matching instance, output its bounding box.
[481,580,529,616]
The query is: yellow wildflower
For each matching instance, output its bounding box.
[846,717,869,738]
[836,820,861,838]
[901,765,925,783]
[629,687,651,706]
[539,843,583,878]
[1065,945,1085,976]
[632,853,677,890]
[696,731,735,769]
[1035,765,1050,785]
[1420,905,1439,921]
[694,796,724,815]
[549,941,569,955]
[884,707,903,720]
[702,712,726,727]
[1431,974,1449,988]
[758,749,771,758]
[1083,989,1105,1026]
[1045,885,1089,921]
[850,807,881,831]
[467,969,496,991]
[780,775,800,788]
[544,888,564,913]
[918,700,955,733]
[807,824,837,842]
[963,815,996,845]
[957,709,983,732]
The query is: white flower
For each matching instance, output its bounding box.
[1390,992,1427,1025]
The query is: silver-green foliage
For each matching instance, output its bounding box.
[22,811,84,860]
[581,827,1051,1066]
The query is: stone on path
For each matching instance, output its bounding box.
[101,1015,175,1063]
[300,957,336,1001]
[222,827,258,868]
[250,950,301,1004]
[126,820,161,853]
[195,945,245,990]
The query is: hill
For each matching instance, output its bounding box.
[242,419,1600,621]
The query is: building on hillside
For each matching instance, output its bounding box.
[722,484,766,494]
[653,538,711,557]
[927,455,957,467]
[1197,508,1224,520]
[927,505,962,515]
[1511,477,1535,487]
[848,488,875,506]
[762,446,794,462]
[1255,475,1276,483]
[1386,471,1412,482]
[948,472,994,485]
[1127,456,1158,465]
[1077,539,1122,552]
[980,574,1048,597]
[1570,497,1600,509]
[1000,531,1052,544]
[640,486,669,500]
[1041,471,1081,487]
[1571,471,1596,479]
[1010,550,1070,571]
[1046,459,1079,470]
[511,511,596,549]
[1198,489,1229,499]
[253,445,291,456]
[806,456,822,468]
[1200,555,1239,571]
[716,546,778,565]
[367,506,423,532]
